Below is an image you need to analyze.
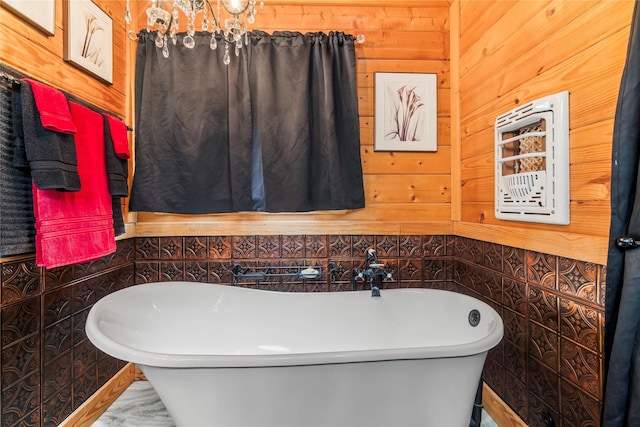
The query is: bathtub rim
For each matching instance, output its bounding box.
[86,282,504,369]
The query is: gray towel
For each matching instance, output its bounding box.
[20,82,81,191]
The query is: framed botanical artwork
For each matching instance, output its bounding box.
[374,72,437,152]
[64,0,113,84]
[2,0,56,35]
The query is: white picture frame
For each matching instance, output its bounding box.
[64,0,113,84]
[2,0,56,35]
[374,72,438,152]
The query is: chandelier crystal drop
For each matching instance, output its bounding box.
[125,0,264,63]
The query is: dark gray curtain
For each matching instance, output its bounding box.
[603,1,640,425]
[129,30,364,214]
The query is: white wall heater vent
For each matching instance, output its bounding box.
[494,91,569,225]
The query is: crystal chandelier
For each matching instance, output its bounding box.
[125,0,264,64]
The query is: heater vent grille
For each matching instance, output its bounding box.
[495,92,569,224]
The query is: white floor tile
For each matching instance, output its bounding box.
[94,381,500,426]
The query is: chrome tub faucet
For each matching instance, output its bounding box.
[352,248,394,297]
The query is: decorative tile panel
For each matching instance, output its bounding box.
[422,235,453,257]
[329,235,351,258]
[160,261,185,282]
[1,259,40,306]
[258,235,281,258]
[558,258,597,304]
[2,335,40,389]
[375,235,399,257]
[0,239,135,427]
[282,235,305,259]
[560,338,601,400]
[42,319,71,363]
[398,235,422,257]
[209,261,233,284]
[43,287,72,327]
[528,357,559,413]
[304,235,328,258]
[479,270,502,304]
[398,258,422,283]
[42,387,71,427]
[232,236,257,259]
[135,237,160,260]
[528,285,559,331]
[134,261,160,284]
[72,366,97,410]
[483,242,503,272]
[503,246,525,281]
[159,237,183,260]
[502,308,527,348]
[43,265,74,291]
[1,372,40,426]
[42,352,72,401]
[184,237,208,259]
[503,338,527,384]
[184,261,209,282]
[528,394,559,427]
[560,380,601,427]
[209,236,232,259]
[527,251,557,289]
[426,257,454,282]
[2,296,40,346]
[560,298,600,353]
[529,322,559,371]
[503,372,528,422]
[351,235,374,258]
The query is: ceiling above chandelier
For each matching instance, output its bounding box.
[126,0,264,64]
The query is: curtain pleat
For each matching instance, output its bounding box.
[129,30,364,214]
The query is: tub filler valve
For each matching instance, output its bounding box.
[353,248,394,297]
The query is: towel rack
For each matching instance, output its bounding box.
[229,262,337,286]
[0,65,134,131]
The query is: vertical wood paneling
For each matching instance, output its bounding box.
[457,0,634,264]
[132,2,453,234]
[2,0,626,260]
[0,0,129,115]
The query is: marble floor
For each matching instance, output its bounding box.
[92,381,500,427]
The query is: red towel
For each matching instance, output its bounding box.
[22,79,77,134]
[104,114,130,159]
[32,102,115,268]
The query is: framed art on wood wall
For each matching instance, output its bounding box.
[1,0,56,35]
[374,72,437,152]
[64,0,113,84]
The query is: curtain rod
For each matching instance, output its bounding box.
[0,71,21,85]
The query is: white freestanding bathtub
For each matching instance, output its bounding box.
[86,282,503,427]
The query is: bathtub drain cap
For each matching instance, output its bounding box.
[468,309,481,327]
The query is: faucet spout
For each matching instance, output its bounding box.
[371,285,381,297]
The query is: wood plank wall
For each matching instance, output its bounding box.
[456,0,634,265]
[2,0,632,265]
[0,0,134,236]
[130,0,454,237]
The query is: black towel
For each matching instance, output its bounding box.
[103,114,128,238]
[1,82,36,257]
[103,114,129,197]
[11,89,29,170]
[20,82,80,191]
[112,197,125,237]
